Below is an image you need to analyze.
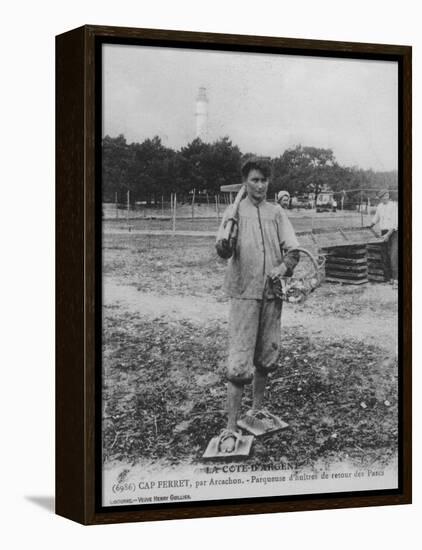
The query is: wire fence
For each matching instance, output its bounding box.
[102,191,381,235]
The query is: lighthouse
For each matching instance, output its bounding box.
[195,87,208,142]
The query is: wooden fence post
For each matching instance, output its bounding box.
[173,193,177,233]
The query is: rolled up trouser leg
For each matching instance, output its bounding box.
[254,297,282,374]
[227,299,261,385]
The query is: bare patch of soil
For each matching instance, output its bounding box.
[102,313,397,469]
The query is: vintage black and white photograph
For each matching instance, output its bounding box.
[100,43,399,507]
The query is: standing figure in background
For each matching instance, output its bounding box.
[277,190,291,210]
[370,189,398,285]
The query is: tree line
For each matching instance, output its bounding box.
[102,134,398,206]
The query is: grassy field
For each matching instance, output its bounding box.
[102,233,398,470]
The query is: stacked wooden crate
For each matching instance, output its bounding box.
[297,227,386,285]
[322,244,368,285]
[367,242,387,282]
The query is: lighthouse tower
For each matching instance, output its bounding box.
[195,87,208,142]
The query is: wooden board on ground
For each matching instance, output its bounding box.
[326,276,368,285]
[323,256,367,265]
[325,266,368,276]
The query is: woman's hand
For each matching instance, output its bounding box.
[269,263,287,281]
[216,239,233,259]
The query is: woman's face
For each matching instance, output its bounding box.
[245,169,268,203]
[280,195,290,208]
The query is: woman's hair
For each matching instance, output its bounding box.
[241,156,271,181]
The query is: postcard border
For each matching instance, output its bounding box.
[55,25,412,525]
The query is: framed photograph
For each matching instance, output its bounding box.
[56,25,411,525]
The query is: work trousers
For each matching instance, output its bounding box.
[227,297,282,385]
[381,229,398,280]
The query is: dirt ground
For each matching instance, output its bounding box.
[102,233,398,471]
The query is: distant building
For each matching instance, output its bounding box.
[195,87,208,141]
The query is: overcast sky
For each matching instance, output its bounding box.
[103,44,398,171]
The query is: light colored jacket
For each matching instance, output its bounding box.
[216,197,299,299]
[372,200,398,231]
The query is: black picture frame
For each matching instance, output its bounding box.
[56,25,412,525]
